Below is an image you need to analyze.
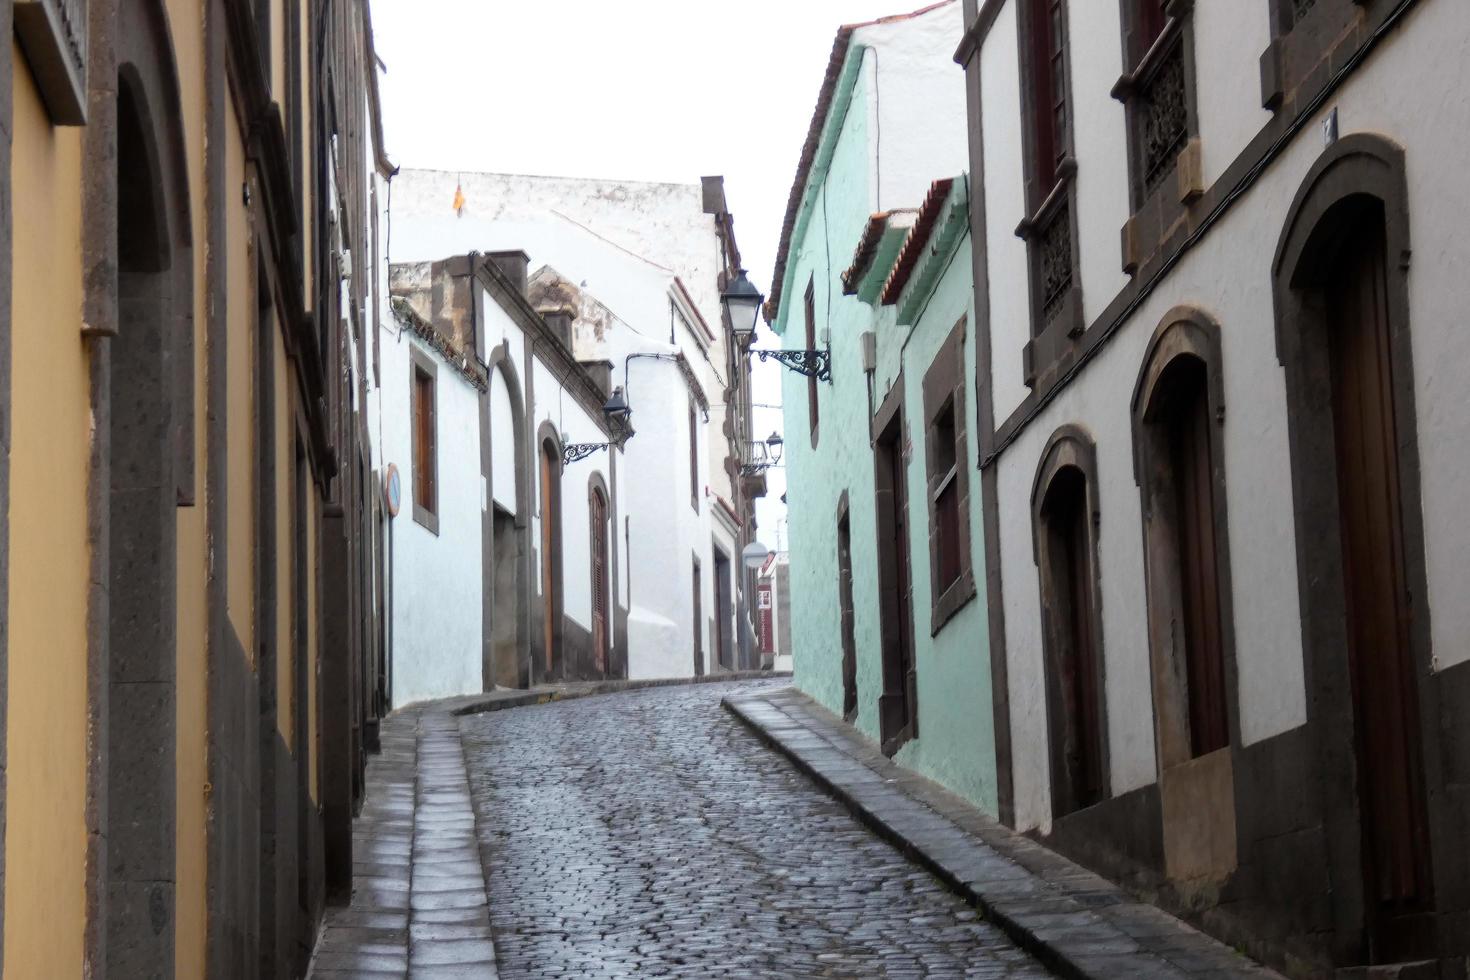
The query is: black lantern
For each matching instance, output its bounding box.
[721,268,764,342]
[764,431,784,466]
[602,385,630,421]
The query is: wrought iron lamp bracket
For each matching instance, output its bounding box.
[756,347,832,383]
[563,443,609,466]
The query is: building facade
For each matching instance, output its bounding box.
[769,0,1002,806]
[384,169,765,682]
[2,0,389,973]
[957,0,1470,974]
[376,252,630,704]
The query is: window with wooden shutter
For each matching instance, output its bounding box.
[923,318,975,632]
[932,403,961,591]
[410,350,438,533]
[1112,0,1198,227]
[1016,0,1083,369]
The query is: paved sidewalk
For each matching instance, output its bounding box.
[724,686,1284,980]
[306,672,785,978]
[308,706,499,979]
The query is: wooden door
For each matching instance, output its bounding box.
[1327,217,1433,958]
[891,442,916,730]
[838,513,857,719]
[591,490,608,675]
[1165,361,1228,756]
[1058,476,1104,810]
[692,562,703,675]
[540,444,557,673]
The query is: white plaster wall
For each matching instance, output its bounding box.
[854,0,968,215]
[528,355,604,636]
[988,0,1470,832]
[615,336,711,680]
[378,328,485,707]
[1192,2,1273,187]
[1067,0,1131,327]
[980,2,1032,425]
[489,370,517,513]
[389,170,737,505]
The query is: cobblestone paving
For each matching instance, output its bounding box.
[461,680,1053,979]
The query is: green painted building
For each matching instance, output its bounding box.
[764,1,999,811]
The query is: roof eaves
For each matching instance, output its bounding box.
[883,177,970,323]
[764,0,957,330]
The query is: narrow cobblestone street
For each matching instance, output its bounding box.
[459,680,1050,978]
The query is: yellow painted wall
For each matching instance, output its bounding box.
[225,124,255,659]
[276,341,293,747]
[3,45,90,978]
[165,0,210,969]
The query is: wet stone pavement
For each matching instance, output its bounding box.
[459,679,1052,979]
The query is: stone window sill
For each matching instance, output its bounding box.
[413,503,439,536]
[930,570,977,637]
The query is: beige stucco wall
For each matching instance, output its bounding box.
[166,0,210,970]
[226,121,256,659]
[4,45,90,978]
[276,336,294,747]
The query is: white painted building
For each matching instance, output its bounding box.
[384,170,765,679]
[959,0,1470,972]
[370,251,627,702]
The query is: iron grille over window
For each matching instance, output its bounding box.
[1038,201,1073,323]
[1138,40,1189,194]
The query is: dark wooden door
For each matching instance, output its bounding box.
[1326,216,1433,959]
[1056,471,1104,811]
[838,512,858,719]
[874,414,917,749]
[540,445,557,673]
[713,551,732,670]
[591,490,608,675]
[1166,361,1228,757]
[892,437,916,732]
[692,562,703,675]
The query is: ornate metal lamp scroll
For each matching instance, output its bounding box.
[755,347,832,383]
[563,443,610,466]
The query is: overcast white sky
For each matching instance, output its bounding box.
[371,0,919,548]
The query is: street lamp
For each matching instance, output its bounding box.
[720,268,764,343]
[764,431,784,466]
[739,431,785,477]
[563,388,633,465]
[602,385,630,421]
[721,269,831,383]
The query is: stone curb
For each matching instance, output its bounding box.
[445,669,791,717]
[724,687,1283,980]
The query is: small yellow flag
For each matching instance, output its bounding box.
[452,183,465,217]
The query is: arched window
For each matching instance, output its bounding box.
[1031,427,1107,817]
[1131,310,1233,766]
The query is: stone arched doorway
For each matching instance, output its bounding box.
[103,29,192,974]
[536,425,564,683]
[487,353,531,689]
